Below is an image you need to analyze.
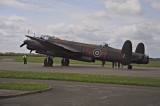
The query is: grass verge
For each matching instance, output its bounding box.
[0,82,49,91]
[0,70,160,87]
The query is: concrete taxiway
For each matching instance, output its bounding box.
[0,61,160,106]
[0,61,160,77]
[0,78,160,106]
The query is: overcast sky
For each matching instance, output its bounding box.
[0,0,160,58]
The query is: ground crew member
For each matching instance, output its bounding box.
[121,64,123,68]
[115,62,117,67]
[112,62,115,68]
[118,62,120,68]
[101,61,105,67]
[23,54,27,64]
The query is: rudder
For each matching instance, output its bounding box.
[135,43,145,54]
[120,40,132,65]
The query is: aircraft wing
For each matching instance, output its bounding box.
[26,35,81,53]
[56,43,81,52]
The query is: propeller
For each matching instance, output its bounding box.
[20,41,26,47]
[20,30,30,47]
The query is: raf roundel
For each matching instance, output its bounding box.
[93,49,102,57]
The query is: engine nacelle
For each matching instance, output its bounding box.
[26,40,47,50]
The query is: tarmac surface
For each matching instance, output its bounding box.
[0,78,160,106]
[0,61,160,77]
[0,60,160,106]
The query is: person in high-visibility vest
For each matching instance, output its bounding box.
[23,55,27,64]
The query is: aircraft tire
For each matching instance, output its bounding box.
[44,57,53,66]
[128,65,132,70]
[61,58,69,66]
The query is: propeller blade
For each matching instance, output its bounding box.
[20,42,26,47]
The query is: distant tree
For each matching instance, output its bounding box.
[0,52,45,57]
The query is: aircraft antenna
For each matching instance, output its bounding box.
[66,36,67,40]
[28,29,30,35]
[27,29,30,40]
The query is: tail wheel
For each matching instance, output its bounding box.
[44,57,53,66]
[61,58,69,66]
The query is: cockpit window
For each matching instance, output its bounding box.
[100,42,109,47]
[40,35,57,40]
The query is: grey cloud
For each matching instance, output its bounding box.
[90,10,111,19]
[104,0,145,15]
[0,14,160,57]
[0,0,54,12]
[150,0,160,11]
[108,23,160,57]
[8,14,27,22]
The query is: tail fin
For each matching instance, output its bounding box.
[120,40,132,65]
[135,43,145,54]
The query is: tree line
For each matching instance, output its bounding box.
[0,52,45,57]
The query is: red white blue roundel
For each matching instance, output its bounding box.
[93,49,101,57]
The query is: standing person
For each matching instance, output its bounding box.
[101,61,105,67]
[23,54,27,64]
[121,64,123,68]
[118,62,120,68]
[112,62,115,68]
[115,62,117,67]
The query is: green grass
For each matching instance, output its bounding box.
[0,56,45,63]
[0,70,160,87]
[132,61,160,67]
[0,82,49,91]
[0,56,160,67]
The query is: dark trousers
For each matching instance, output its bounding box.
[102,61,105,67]
[23,59,27,64]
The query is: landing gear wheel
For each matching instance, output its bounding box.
[128,65,132,70]
[61,58,69,66]
[44,57,53,66]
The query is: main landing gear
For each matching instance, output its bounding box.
[43,56,70,67]
[128,65,132,70]
[61,58,70,66]
[44,56,53,66]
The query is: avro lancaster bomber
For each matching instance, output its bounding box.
[20,34,149,70]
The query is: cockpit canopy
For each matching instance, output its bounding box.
[100,42,109,47]
[40,35,58,40]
